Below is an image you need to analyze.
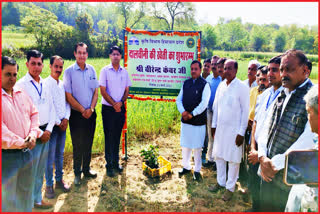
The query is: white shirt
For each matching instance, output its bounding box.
[45,75,71,125]
[17,72,56,135]
[176,79,211,149]
[254,86,284,142]
[258,79,314,170]
[243,79,258,88]
[211,78,250,163]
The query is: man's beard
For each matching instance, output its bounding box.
[258,84,266,92]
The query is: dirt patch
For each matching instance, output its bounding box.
[34,134,251,212]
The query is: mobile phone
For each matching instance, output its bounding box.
[283,149,318,186]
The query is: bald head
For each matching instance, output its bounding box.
[224,59,238,84]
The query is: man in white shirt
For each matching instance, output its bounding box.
[17,50,56,209]
[243,60,260,88]
[44,56,71,199]
[208,59,250,201]
[176,60,211,181]
[257,49,313,211]
[246,55,283,211]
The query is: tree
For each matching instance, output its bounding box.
[250,26,267,51]
[20,5,58,48]
[273,32,286,52]
[2,2,20,26]
[152,2,194,30]
[116,2,146,29]
[200,24,217,58]
[75,12,94,43]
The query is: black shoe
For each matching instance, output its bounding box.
[203,160,214,168]
[74,175,81,186]
[83,170,97,178]
[178,168,191,177]
[193,171,202,181]
[114,165,123,174]
[212,162,217,171]
[107,168,115,177]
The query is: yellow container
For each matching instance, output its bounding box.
[142,156,172,177]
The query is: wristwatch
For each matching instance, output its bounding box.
[90,108,94,112]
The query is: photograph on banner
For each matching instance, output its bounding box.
[126,30,200,96]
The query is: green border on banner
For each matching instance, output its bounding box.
[129,87,180,96]
[125,29,201,97]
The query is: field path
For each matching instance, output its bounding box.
[34,134,251,212]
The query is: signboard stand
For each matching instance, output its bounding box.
[121,28,201,160]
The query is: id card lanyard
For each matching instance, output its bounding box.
[30,80,43,103]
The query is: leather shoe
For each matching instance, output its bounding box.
[45,186,55,199]
[202,160,214,168]
[34,200,53,209]
[193,171,202,181]
[114,165,123,174]
[178,168,191,177]
[83,170,97,178]
[55,180,70,192]
[208,183,224,192]
[107,168,115,177]
[222,189,233,201]
[74,175,81,186]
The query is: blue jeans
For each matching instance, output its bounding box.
[31,141,49,204]
[45,126,66,187]
[2,150,33,212]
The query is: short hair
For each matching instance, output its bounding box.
[2,56,19,71]
[74,42,88,53]
[50,55,64,65]
[109,46,122,55]
[259,66,268,75]
[217,57,227,65]
[282,49,308,66]
[304,85,318,114]
[191,60,202,70]
[204,58,211,64]
[27,50,44,62]
[234,61,238,70]
[268,55,281,65]
[248,59,260,69]
[211,55,220,60]
[306,60,312,72]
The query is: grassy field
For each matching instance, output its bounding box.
[2,31,36,49]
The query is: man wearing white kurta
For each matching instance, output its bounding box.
[176,60,211,181]
[209,59,250,201]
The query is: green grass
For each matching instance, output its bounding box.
[2,31,36,49]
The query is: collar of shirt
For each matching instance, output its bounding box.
[2,86,23,96]
[108,64,123,72]
[284,78,310,96]
[25,72,44,85]
[74,62,88,71]
[47,75,60,85]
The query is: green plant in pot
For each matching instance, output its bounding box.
[140,145,159,169]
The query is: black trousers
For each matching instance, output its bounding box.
[102,104,125,170]
[259,172,291,212]
[69,109,96,176]
[248,163,260,210]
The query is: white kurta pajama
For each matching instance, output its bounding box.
[212,77,249,191]
[176,82,211,172]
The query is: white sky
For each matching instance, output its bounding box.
[195,2,318,26]
[87,2,318,27]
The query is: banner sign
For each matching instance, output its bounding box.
[124,28,201,96]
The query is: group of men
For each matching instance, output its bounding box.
[176,49,317,211]
[2,43,131,212]
[2,43,317,212]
